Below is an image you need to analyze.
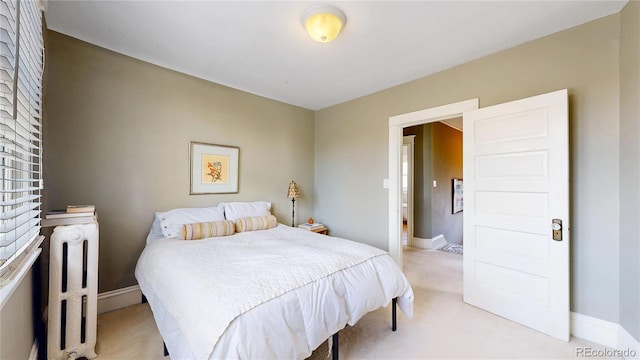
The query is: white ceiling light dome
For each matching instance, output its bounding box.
[301,4,346,43]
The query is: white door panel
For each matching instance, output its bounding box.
[475,151,549,180]
[463,89,569,341]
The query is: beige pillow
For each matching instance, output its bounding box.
[235,215,277,233]
[181,220,235,240]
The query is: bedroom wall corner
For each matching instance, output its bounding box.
[430,122,463,244]
[618,0,640,343]
[43,31,315,293]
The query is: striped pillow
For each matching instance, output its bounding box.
[235,215,277,233]
[181,220,235,240]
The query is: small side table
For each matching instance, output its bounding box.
[298,225,328,235]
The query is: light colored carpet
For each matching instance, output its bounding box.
[96,247,615,359]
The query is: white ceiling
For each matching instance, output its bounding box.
[45,1,627,111]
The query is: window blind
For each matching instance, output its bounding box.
[0,0,44,279]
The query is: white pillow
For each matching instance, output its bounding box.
[222,201,271,222]
[157,204,226,239]
[146,215,165,244]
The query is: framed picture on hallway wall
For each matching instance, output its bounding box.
[190,141,239,194]
[452,178,463,214]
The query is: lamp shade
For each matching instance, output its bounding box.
[287,180,300,199]
[301,4,346,43]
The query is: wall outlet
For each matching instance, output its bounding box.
[433,180,437,187]
[383,179,390,188]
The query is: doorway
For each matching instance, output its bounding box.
[402,122,463,251]
[387,99,479,266]
[388,90,570,341]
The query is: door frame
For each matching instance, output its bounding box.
[388,99,479,267]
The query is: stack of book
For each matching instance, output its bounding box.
[42,205,97,227]
[298,222,324,230]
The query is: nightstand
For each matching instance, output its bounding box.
[310,226,328,235]
[298,224,328,235]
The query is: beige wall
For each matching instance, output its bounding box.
[619,0,640,341]
[430,123,463,245]
[0,270,35,360]
[43,31,315,293]
[315,15,622,323]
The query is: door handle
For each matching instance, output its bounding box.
[552,219,562,241]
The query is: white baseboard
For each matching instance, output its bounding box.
[431,234,447,249]
[571,312,620,347]
[413,234,447,249]
[29,340,38,360]
[97,285,142,314]
[571,312,640,358]
[412,237,429,248]
[618,326,640,359]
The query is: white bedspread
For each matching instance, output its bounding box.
[135,224,413,359]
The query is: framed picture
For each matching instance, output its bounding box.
[452,178,463,214]
[190,141,239,194]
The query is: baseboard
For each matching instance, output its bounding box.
[28,339,38,360]
[413,234,447,249]
[97,285,142,314]
[412,237,429,248]
[571,312,640,358]
[618,326,640,359]
[571,312,619,347]
[431,234,447,249]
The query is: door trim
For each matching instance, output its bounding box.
[388,99,479,266]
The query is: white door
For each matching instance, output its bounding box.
[463,89,569,341]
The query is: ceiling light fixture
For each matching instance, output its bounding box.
[301,4,346,43]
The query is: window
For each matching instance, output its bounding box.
[0,0,44,285]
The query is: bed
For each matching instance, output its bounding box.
[135,202,414,359]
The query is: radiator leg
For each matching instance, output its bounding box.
[392,297,398,331]
[164,342,169,357]
[331,332,339,360]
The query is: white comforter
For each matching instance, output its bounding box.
[135,224,413,359]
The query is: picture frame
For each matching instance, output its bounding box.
[452,178,463,214]
[190,141,239,194]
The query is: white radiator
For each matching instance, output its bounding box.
[47,222,99,360]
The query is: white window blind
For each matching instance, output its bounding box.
[0,0,44,281]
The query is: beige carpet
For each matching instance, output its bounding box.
[96,247,614,359]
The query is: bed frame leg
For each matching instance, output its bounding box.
[163,342,169,357]
[331,332,339,360]
[392,297,398,331]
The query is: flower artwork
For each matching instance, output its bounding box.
[200,154,230,185]
[207,161,222,182]
[190,142,239,194]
